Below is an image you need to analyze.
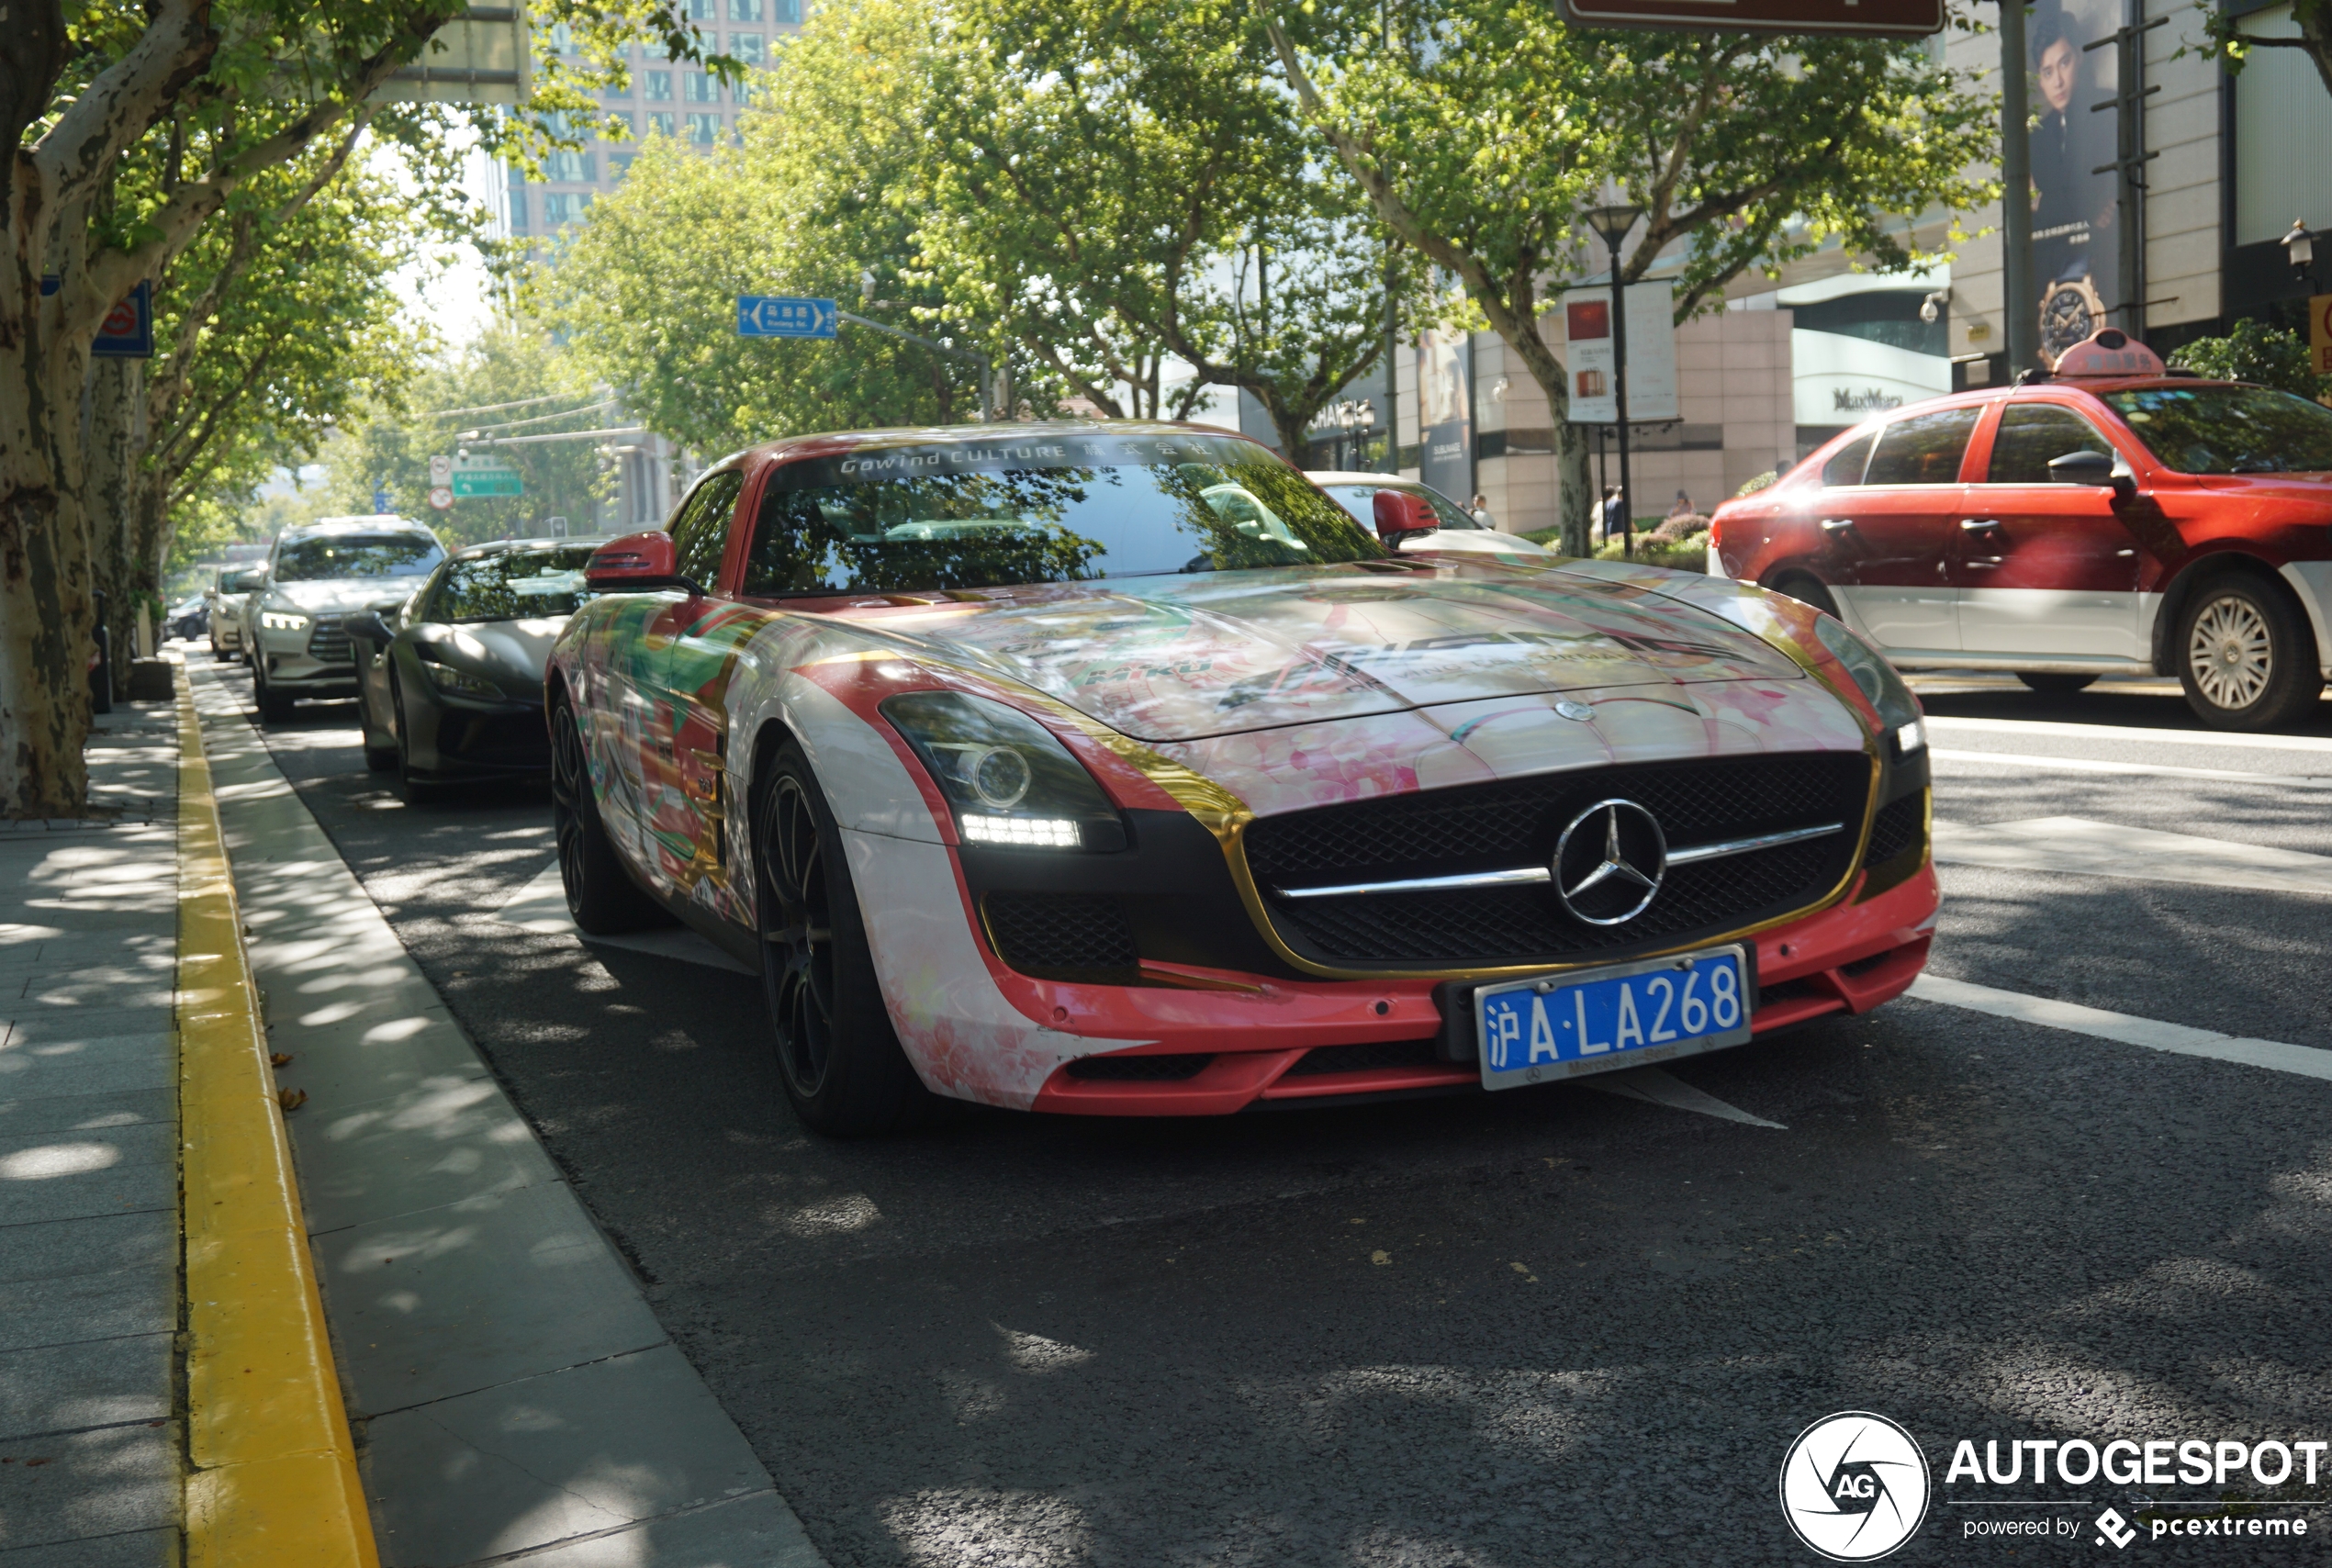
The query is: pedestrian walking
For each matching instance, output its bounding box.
[1600,485,1626,543]
[1469,493,1497,530]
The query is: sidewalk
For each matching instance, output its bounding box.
[189,666,822,1566]
[0,700,182,1562]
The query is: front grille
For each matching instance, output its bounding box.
[1863,790,1923,866]
[1244,752,1870,969]
[1065,1053,1212,1081]
[306,615,352,666]
[983,892,1138,979]
[1284,1038,1445,1077]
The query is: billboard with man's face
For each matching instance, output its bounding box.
[2028,0,2123,363]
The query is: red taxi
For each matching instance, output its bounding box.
[1710,329,2332,729]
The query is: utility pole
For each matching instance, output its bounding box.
[2001,0,2037,376]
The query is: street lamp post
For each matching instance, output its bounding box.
[1999,0,2037,377]
[1583,202,1645,560]
[2284,219,2319,290]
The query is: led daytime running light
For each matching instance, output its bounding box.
[960,815,1081,848]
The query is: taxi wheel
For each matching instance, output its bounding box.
[549,697,667,932]
[756,741,929,1137]
[1771,573,1841,620]
[253,662,295,723]
[2016,673,2096,695]
[2175,577,2323,731]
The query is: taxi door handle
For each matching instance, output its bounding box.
[2114,548,2136,557]
[1958,518,2003,532]
[1819,518,1856,534]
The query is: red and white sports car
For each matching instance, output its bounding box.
[547,422,1938,1133]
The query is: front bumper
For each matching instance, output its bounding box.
[255,618,356,692]
[1024,865,1939,1114]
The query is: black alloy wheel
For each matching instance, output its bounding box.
[2174,574,2323,731]
[549,698,668,934]
[1771,573,1842,620]
[756,740,929,1137]
[2016,672,2097,695]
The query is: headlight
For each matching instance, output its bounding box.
[424,663,506,700]
[260,610,310,632]
[880,691,1127,852]
[1810,614,1923,751]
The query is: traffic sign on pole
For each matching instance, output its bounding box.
[450,454,524,497]
[429,454,454,484]
[1553,0,1941,34]
[736,296,840,339]
[428,487,454,511]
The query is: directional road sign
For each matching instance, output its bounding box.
[1554,0,1941,34]
[736,296,839,339]
[451,454,524,498]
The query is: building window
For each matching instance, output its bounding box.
[648,111,677,136]
[545,151,595,183]
[601,77,632,100]
[507,185,529,230]
[688,112,720,144]
[689,0,716,18]
[730,0,762,17]
[608,152,635,181]
[685,72,719,103]
[773,0,799,19]
[730,33,764,62]
[644,70,672,100]
[544,191,591,225]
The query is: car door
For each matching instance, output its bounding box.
[632,466,749,902]
[1953,399,2145,660]
[1820,406,1981,654]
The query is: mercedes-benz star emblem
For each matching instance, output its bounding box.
[1552,799,1667,925]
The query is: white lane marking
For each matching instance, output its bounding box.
[1911,974,2332,1083]
[1586,1065,1785,1128]
[1924,715,2332,755]
[1931,747,2332,789]
[496,862,757,975]
[1930,815,2332,898]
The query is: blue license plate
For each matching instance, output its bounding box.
[1474,946,1752,1090]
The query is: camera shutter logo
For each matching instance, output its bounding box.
[1778,1411,1931,1562]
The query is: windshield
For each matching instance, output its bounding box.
[273,535,443,583]
[432,543,603,622]
[741,433,1379,596]
[1318,481,1483,532]
[2103,386,2332,475]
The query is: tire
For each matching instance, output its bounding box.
[549,697,669,933]
[390,679,443,803]
[2016,672,2097,695]
[356,670,398,771]
[364,739,398,772]
[1771,573,1842,620]
[210,637,228,663]
[756,740,931,1137]
[2174,574,2324,731]
[253,662,295,722]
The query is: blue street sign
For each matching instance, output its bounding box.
[736,296,838,339]
[41,275,154,358]
[374,484,392,512]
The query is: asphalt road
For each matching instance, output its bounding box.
[189,655,2332,1566]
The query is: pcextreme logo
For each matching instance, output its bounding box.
[1780,1412,1934,1562]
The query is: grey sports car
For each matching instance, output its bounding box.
[347,536,608,801]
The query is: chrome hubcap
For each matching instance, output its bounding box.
[2187,595,2271,711]
[759,777,835,1097]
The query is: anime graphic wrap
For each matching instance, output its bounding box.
[548,421,1938,1122]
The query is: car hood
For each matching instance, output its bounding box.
[413,618,566,692]
[840,559,1815,745]
[268,578,425,615]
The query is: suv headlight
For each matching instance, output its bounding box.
[424,663,507,701]
[880,691,1127,852]
[260,610,311,632]
[1811,615,1925,756]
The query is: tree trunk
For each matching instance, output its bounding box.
[84,356,140,698]
[0,381,95,815]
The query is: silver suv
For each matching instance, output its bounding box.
[249,517,444,722]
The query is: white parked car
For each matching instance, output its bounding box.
[1304,472,1553,559]
[246,516,445,722]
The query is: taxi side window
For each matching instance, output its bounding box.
[1985,405,2113,485]
[668,469,746,588]
[1822,433,1874,487]
[1862,407,1981,486]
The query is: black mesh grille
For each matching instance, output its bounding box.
[1864,790,1923,866]
[983,892,1138,977]
[1065,1052,1212,1081]
[306,615,353,667]
[1244,752,1870,969]
[1284,1038,1445,1077]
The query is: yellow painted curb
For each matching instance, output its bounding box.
[175,669,380,1568]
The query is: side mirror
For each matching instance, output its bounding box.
[2047,448,2137,501]
[226,568,265,592]
[1372,490,1438,547]
[585,531,702,594]
[344,611,395,644]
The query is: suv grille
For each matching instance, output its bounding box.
[306,615,353,667]
[1242,752,1870,969]
[983,892,1138,980]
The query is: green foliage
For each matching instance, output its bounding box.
[1734,470,1779,498]
[2169,319,2332,401]
[318,324,612,546]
